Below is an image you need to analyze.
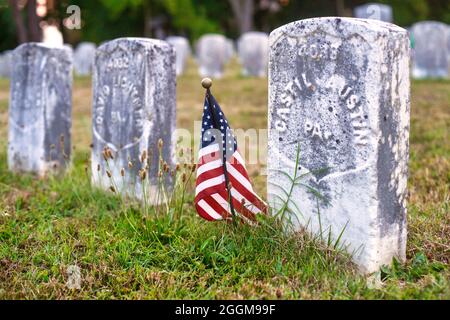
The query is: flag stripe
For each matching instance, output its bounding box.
[231,151,246,169]
[228,157,267,210]
[203,195,231,219]
[230,187,261,215]
[226,170,266,212]
[196,166,224,187]
[230,196,257,222]
[230,154,251,180]
[195,91,267,222]
[226,162,256,194]
[196,158,223,177]
[198,143,220,159]
[196,203,217,221]
[211,193,231,213]
[194,182,226,204]
[198,152,221,167]
[197,199,223,220]
[211,192,234,219]
[195,174,225,195]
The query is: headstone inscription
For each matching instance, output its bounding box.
[8,43,73,176]
[91,38,176,203]
[268,18,410,273]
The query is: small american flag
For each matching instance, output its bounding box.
[194,89,267,222]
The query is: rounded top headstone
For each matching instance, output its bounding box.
[201,78,212,89]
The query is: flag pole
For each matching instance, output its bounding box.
[201,78,237,221]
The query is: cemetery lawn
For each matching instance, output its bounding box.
[0,61,449,299]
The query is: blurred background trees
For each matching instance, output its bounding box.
[1,0,449,51]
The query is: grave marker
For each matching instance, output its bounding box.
[8,43,72,175]
[237,32,269,77]
[0,50,12,78]
[74,42,96,76]
[411,21,449,79]
[268,18,410,273]
[354,3,393,23]
[91,38,176,202]
[196,34,228,78]
[166,36,191,76]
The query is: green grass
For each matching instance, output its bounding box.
[0,61,449,299]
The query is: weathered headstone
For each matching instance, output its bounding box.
[92,38,176,202]
[411,21,449,79]
[237,32,269,77]
[0,50,12,78]
[354,3,393,23]
[166,36,191,76]
[73,42,96,76]
[8,43,72,176]
[268,18,410,273]
[196,34,228,78]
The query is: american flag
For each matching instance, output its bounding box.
[194,89,267,222]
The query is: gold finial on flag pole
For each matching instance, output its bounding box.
[201,78,212,89]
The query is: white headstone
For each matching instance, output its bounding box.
[8,43,73,175]
[268,18,410,273]
[237,32,269,77]
[411,21,449,79]
[354,3,393,23]
[74,42,96,76]
[92,38,176,202]
[0,50,12,78]
[166,36,191,76]
[196,34,228,78]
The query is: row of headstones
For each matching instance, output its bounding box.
[2,20,449,80]
[8,18,410,274]
[354,3,450,79]
[193,32,269,78]
[0,33,267,79]
[191,22,450,79]
[0,42,96,78]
